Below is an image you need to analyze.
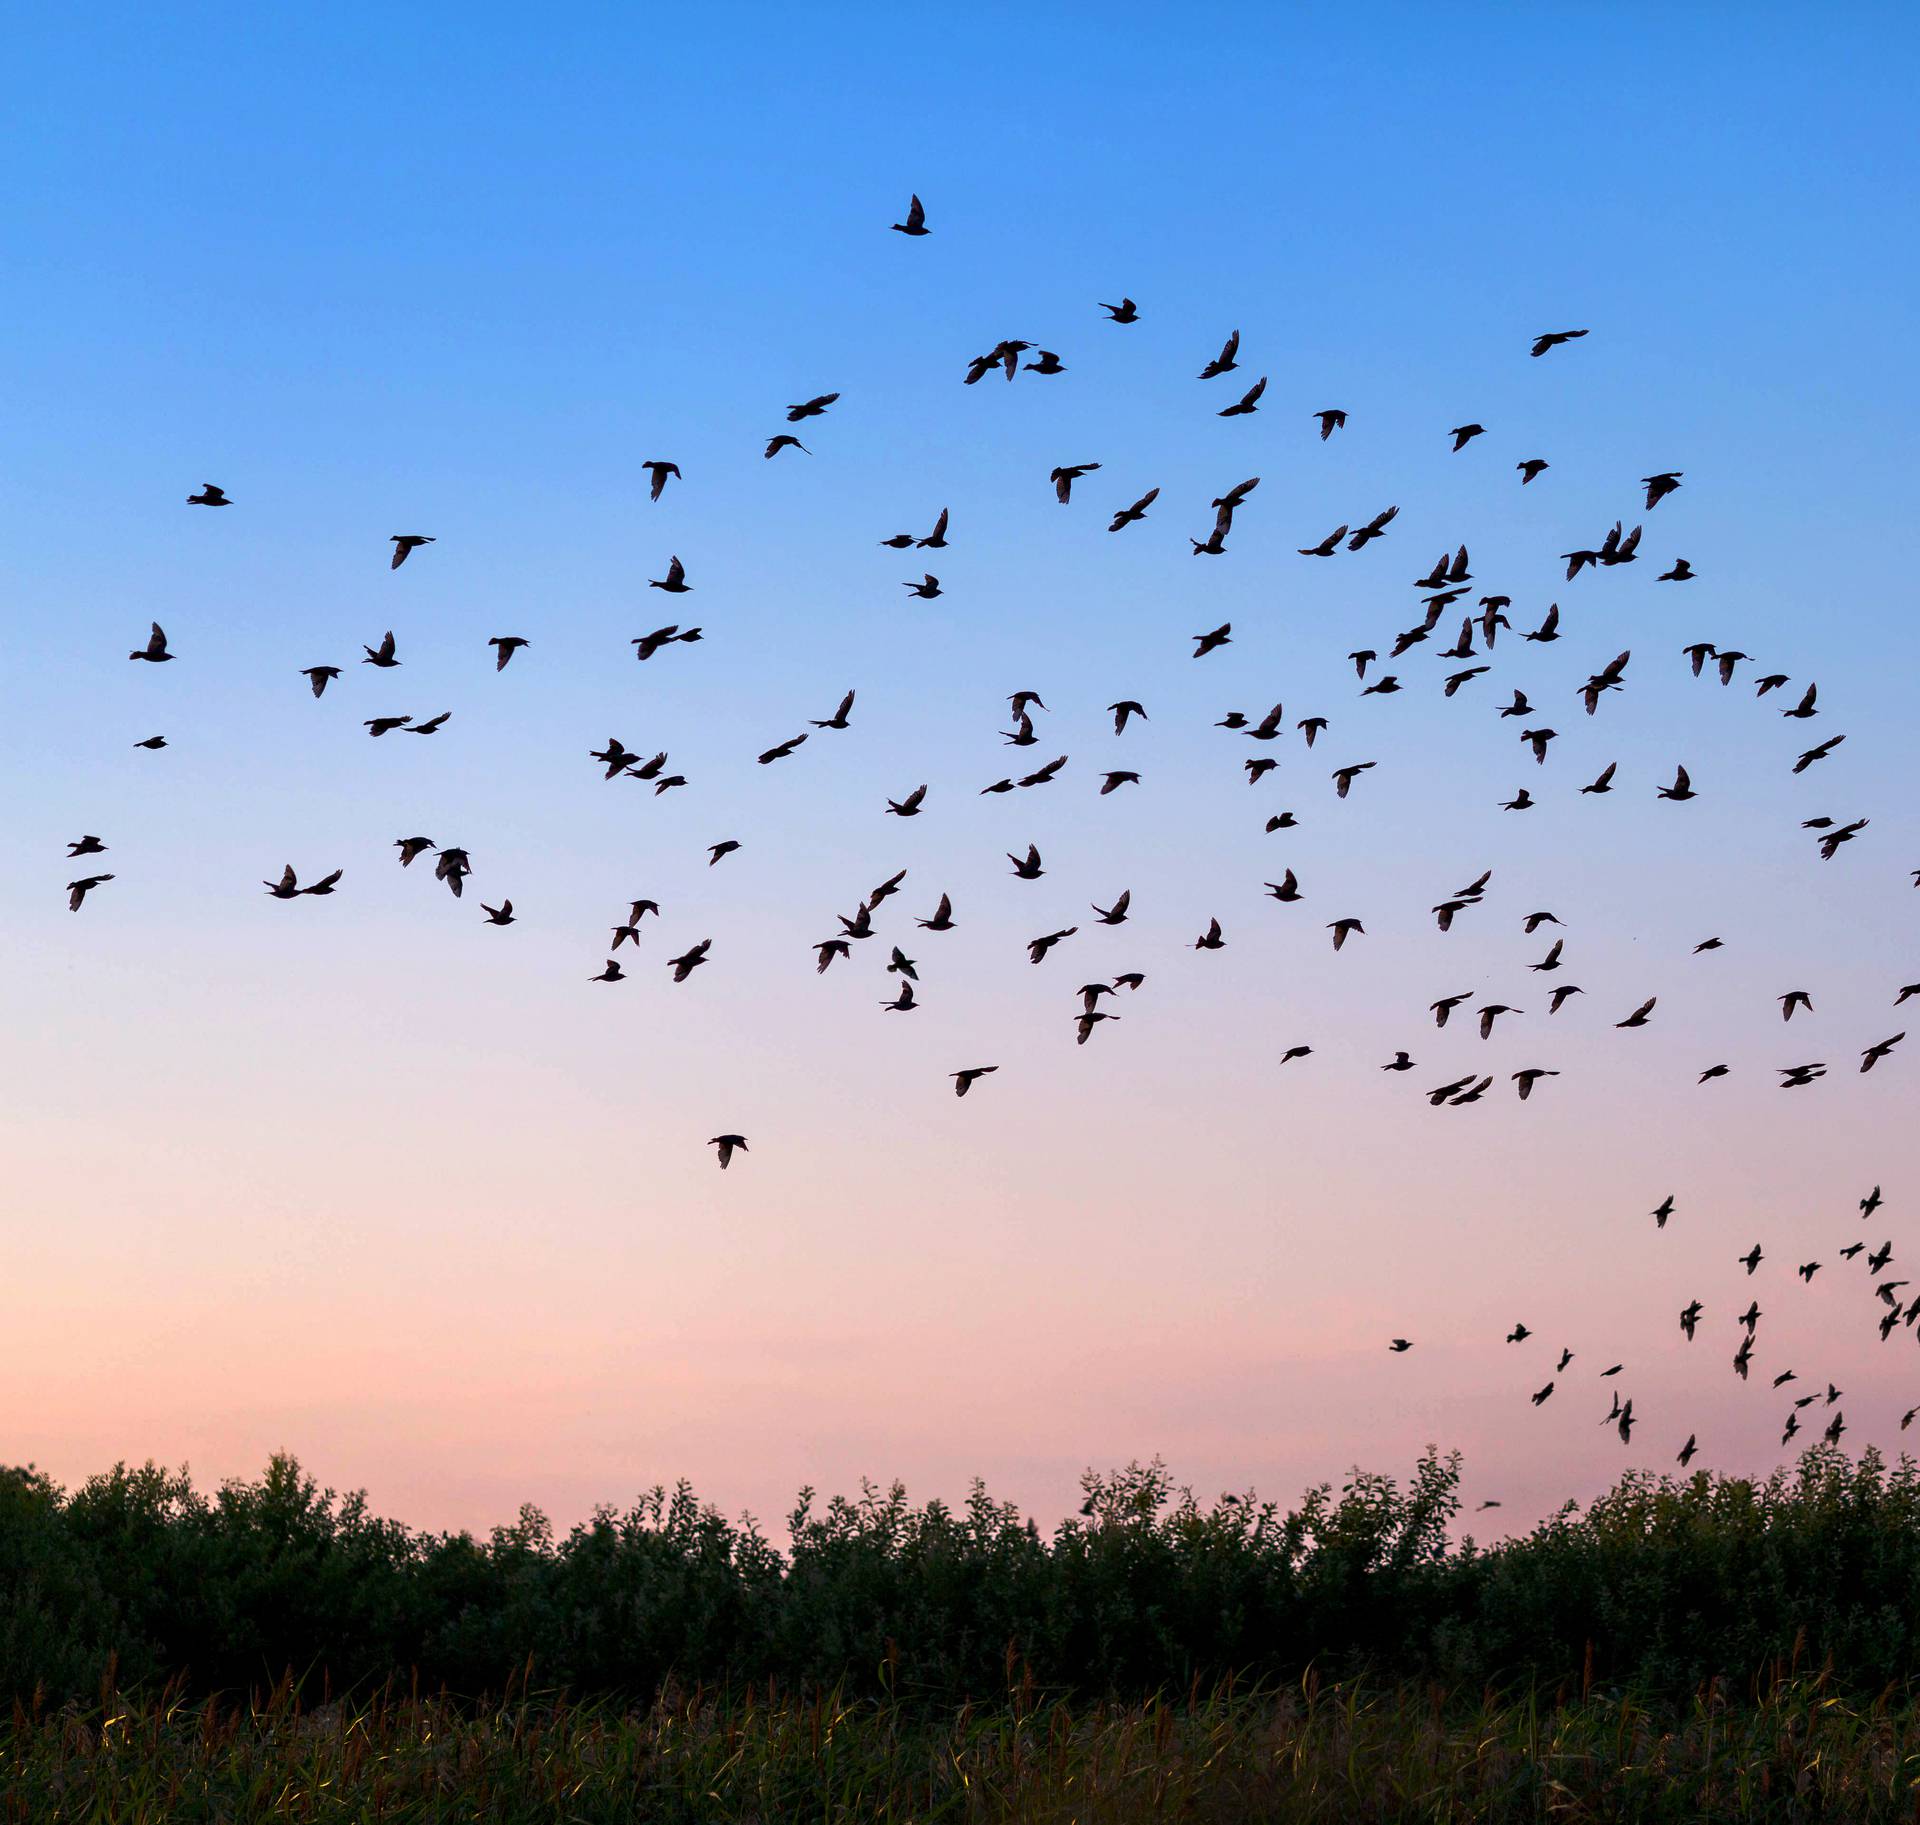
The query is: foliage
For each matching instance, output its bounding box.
[5,1447,1920,1709]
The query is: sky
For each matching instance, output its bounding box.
[2,4,1917,1543]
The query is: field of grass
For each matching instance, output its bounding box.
[8,1672,1920,1822]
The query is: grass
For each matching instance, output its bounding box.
[9,1669,1920,1822]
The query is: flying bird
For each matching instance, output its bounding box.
[1050,463,1101,503]
[1530,329,1589,357]
[1218,376,1267,417]
[1030,928,1078,965]
[667,939,712,982]
[811,690,856,730]
[1861,1033,1905,1073]
[1347,506,1399,550]
[129,622,172,663]
[1198,330,1240,378]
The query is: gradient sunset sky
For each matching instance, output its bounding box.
[4,4,1917,1540]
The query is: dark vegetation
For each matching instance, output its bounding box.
[11,1675,1920,1821]
[7,1446,1920,1711]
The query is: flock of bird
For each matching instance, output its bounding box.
[69,193,1917,1472]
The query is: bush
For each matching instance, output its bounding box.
[4,1446,1919,1707]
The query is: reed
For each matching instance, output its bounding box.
[8,1671,1920,1822]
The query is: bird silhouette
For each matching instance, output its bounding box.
[1530,329,1589,357]
[667,940,712,982]
[811,690,856,730]
[1198,330,1240,378]
[1218,376,1267,417]
[1050,463,1101,503]
[129,622,173,663]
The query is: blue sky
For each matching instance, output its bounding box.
[2,4,1917,1533]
